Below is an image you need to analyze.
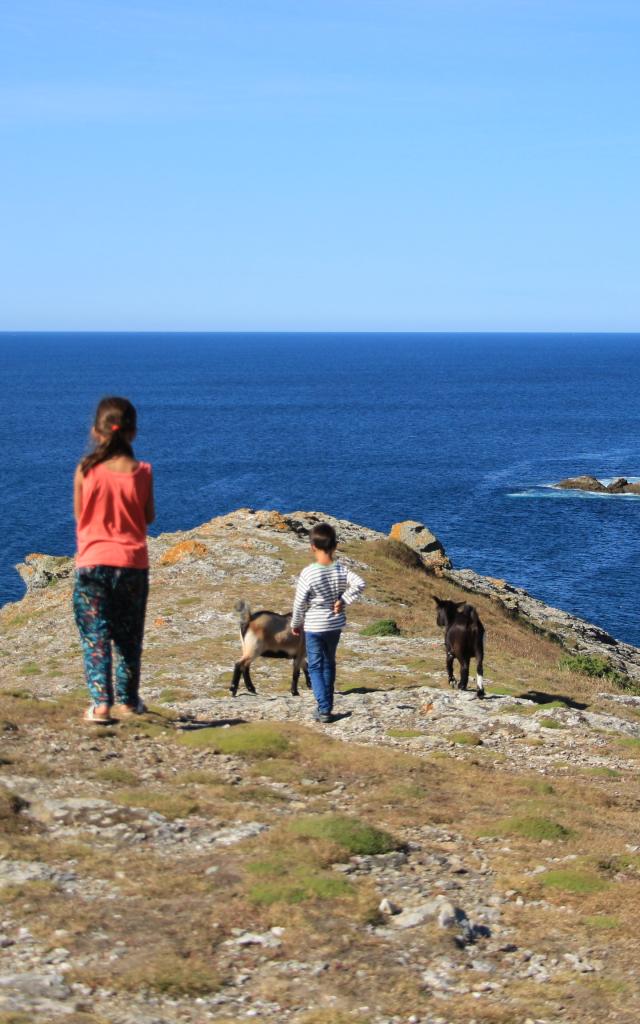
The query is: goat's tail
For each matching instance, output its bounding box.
[235,600,252,637]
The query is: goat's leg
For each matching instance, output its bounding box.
[475,639,485,698]
[291,663,300,697]
[243,664,257,694]
[446,648,457,689]
[230,662,243,697]
[302,661,312,690]
[458,659,470,691]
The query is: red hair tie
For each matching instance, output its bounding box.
[111,424,120,432]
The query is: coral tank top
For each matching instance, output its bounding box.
[76,462,152,570]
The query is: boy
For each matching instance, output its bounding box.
[291,522,365,723]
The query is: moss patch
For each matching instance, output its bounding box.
[178,722,292,758]
[542,869,609,894]
[448,731,483,746]
[290,814,398,855]
[583,914,620,930]
[247,864,353,905]
[360,619,401,637]
[387,728,424,739]
[482,816,572,841]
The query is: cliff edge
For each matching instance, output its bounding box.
[1,508,640,1024]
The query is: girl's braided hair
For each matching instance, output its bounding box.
[80,396,137,476]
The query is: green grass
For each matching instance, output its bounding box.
[289,814,398,855]
[585,766,621,779]
[525,780,555,795]
[178,722,292,757]
[386,728,424,739]
[360,619,401,637]
[448,731,483,746]
[481,816,572,842]
[247,864,353,905]
[542,869,609,894]
[94,767,140,786]
[583,914,620,930]
[538,717,567,729]
[18,662,41,676]
[559,653,632,691]
[158,688,195,703]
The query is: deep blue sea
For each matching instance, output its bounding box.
[1,333,639,645]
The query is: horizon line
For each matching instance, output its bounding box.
[1,329,640,337]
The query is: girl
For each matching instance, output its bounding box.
[73,397,155,722]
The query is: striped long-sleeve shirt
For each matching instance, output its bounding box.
[291,560,366,633]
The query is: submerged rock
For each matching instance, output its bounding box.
[556,475,640,495]
[555,476,607,492]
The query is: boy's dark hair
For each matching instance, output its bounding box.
[310,522,337,552]
[80,396,137,476]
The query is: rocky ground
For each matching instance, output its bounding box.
[1,508,640,1024]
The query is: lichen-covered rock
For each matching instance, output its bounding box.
[388,520,450,569]
[15,554,73,594]
[159,540,208,566]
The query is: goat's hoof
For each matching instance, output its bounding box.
[458,683,468,691]
[476,688,485,700]
[448,679,457,689]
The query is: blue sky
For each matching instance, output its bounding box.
[1,0,638,330]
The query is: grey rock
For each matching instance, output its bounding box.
[437,900,458,928]
[234,931,282,948]
[379,898,402,915]
[393,901,441,929]
[214,821,267,846]
[0,971,71,999]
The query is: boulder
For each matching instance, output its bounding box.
[555,476,606,492]
[388,521,450,570]
[606,478,629,493]
[15,553,73,594]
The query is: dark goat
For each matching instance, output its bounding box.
[230,600,311,697]
[432,596,485,698]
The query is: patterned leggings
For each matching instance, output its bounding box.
[73,566,149,707]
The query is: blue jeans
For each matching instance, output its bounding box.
[304,630,341,715]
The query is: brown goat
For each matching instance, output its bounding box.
[433,596,485,698]
[230,600,311,697]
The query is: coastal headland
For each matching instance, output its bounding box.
[1,508,640,1024]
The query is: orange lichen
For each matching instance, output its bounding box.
[159,540,208,567]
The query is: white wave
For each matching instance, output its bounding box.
[508,485,640,500]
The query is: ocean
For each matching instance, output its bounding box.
[1,333,639,645]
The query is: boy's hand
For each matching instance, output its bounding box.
[291,626,301,637]
[333,599,344,614]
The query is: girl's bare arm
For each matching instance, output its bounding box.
[145,474,156,524]
[73,466,84,522]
